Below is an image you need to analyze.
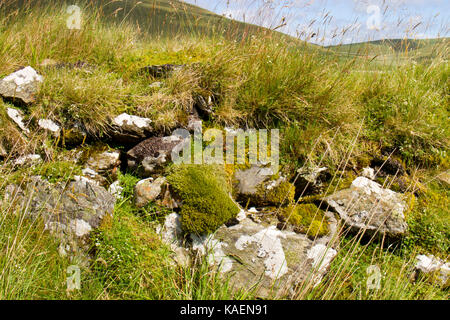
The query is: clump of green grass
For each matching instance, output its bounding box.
[400,180,450,255]
[301,237,448,300]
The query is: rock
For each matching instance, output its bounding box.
[108,181,124,201]
[7,108,29,133]
[0,66,43,105]
[192,215,338,298]
[361,167,376,180]
[234,165,274,196]
[140,64,184,78]
[294,165,330,196]
[38,119,60,136]
[13,154,42,166]
[134,177,166,207]
[157,213,191,266]
[77,168,106,186]
[74,173,100,186]
[159,184,181,210]
[86,150,121,176]
[16,176,115,263]
[324,176,409,238]
[436,170,450,186]
[135,176,180,209]
[233,165,294,206]
[110,113,153,145]
[413,254,449,287]
[127,135,183,177]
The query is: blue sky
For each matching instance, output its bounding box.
[183,0,449,45]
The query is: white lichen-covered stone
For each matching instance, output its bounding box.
[0,66,43,104]
[158,213,184,248]
[108,181,124,201]
[192,234,234,273]
[7,108,29,133]
[70,219,93,237]
[235,226,289,279]
[157,213,190,266]
[2,66,43,87]
[13,154,41,166]
[15,176,115,264]
[236,209,247,221]
[74,174,100,186]
[191,216,339,298]
[415,254,449,286]
[294,165,329,195]
[361,167,376,180]
[113,113,152,129]
[325,176,408,238]
[307,244,337,286]
[38,119,60,134]
[86,150,121,174]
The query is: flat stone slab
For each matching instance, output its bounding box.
[191,212,339,298]
[324,176,409,238]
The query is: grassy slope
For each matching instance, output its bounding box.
[0,1,448,300]
[326,38,449,64]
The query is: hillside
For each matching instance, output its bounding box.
[2,0,298,41]
[0,0,449,301]
[326,38,449,64]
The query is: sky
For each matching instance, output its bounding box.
[183,0,449,45]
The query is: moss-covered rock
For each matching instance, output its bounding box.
[257,179,295,207]
[278,203,329,238]
[167,164,240,235]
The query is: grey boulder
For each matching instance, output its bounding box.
[191,214,339,298]
[110,113,153,144]
[127,135,183,177]
[0,66,43,105]
[11,176,115,262]
[324,176,409,238]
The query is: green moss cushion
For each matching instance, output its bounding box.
[167,164,240,235]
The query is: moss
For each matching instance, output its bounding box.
[376,176,402,192]
[279,203,329,238]
[264,180,295,206]
[32,160,83,183]
[3,160,82,185]
[167,164,240,235]
[327,170,357,192]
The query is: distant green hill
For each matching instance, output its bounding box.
[3,0,447,63]
[325,38,449,63]
[3,0,294,41]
